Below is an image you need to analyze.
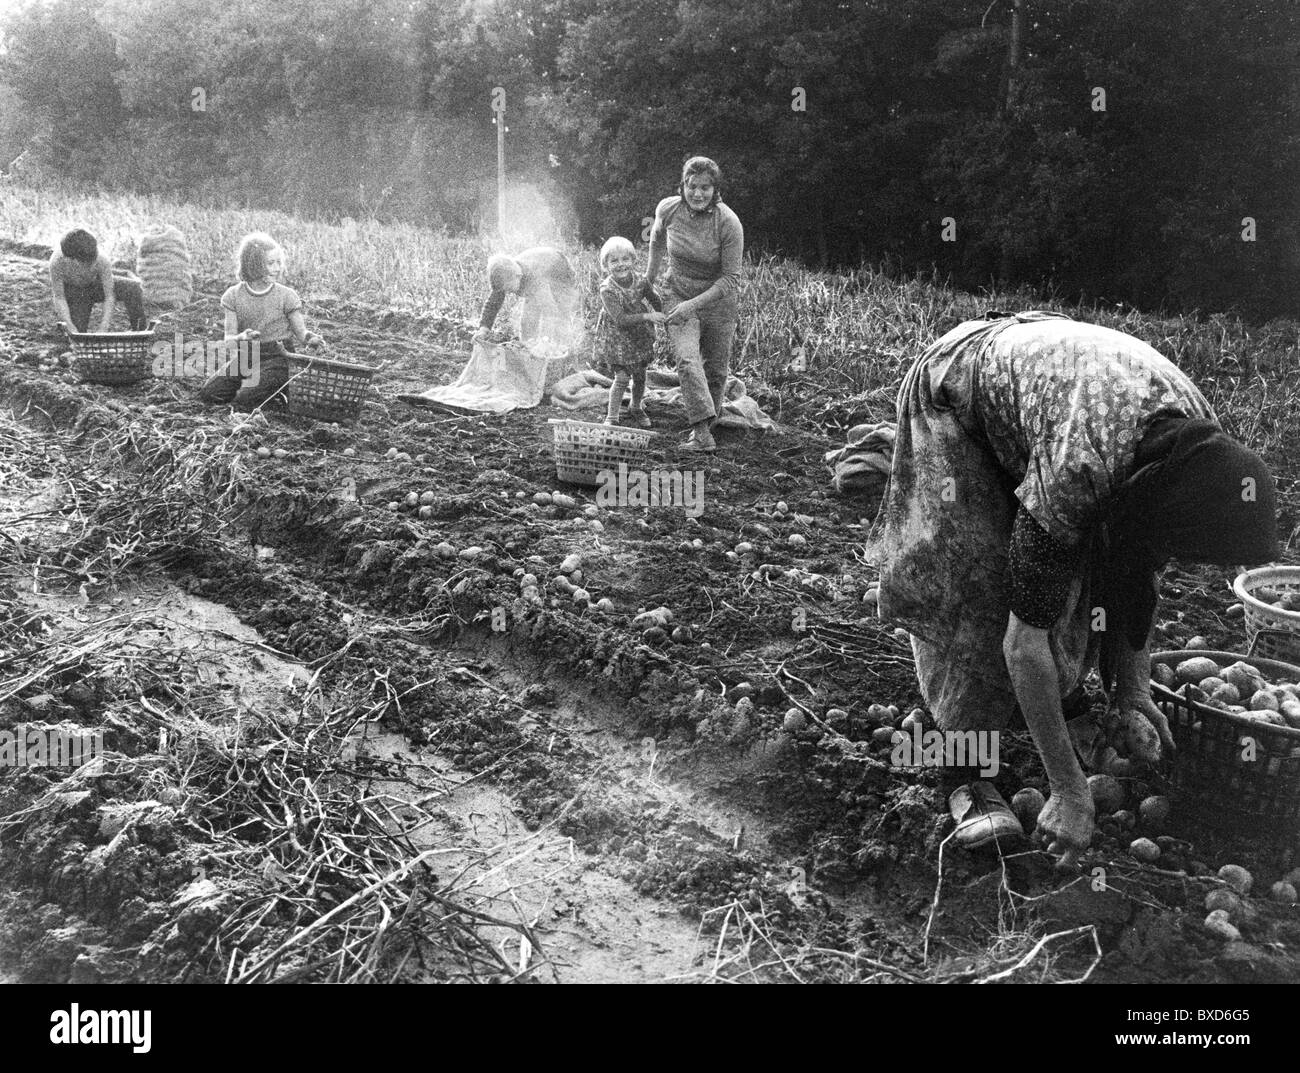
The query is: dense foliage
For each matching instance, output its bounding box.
[1,0,1295,317]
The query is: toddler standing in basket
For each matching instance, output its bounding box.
[593,237,664,427]
[198,232,323,412]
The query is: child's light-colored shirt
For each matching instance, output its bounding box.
[220,281,303,343]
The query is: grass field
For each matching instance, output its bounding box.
[2,179,1297,462]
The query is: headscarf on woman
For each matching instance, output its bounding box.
[1095,416,1278,687]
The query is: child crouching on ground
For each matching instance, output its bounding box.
[593,237,663,427]
[49,228,147,333]
[198,232,322,412]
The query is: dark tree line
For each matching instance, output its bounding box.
[1,0,1296,318]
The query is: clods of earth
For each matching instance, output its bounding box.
[0,241,1298,983]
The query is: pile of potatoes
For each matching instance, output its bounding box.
[1154,656,1300,730]
[1248,585,1300,613]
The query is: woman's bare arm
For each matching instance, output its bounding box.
[1003,611,1093,866]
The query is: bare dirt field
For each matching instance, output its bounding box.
[2,242,1298,984]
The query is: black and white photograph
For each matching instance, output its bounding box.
[0,0,1297,1028]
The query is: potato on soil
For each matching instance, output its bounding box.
[632,606,673,629]
[1203,910,1241,942]
[1128,837,1160,862]
[1217,864,1253,895]
[782,708,805,733]
[1088,774,1125,814]
[1138,795,1171,831]
[1205,888,1243,915]
[1270,881,1297,903]
[419,490,435,505]
[256,446,271,458]
[1011,787,1045,829]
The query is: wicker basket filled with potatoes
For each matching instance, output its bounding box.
[1150,649,1300,845]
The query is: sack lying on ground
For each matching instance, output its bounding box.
[824,421,895,501]
[549,367,780,431]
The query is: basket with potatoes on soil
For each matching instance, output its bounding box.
[1150,649,1300,845]
[1233,565,1300,664]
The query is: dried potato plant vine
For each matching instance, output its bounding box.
[49,411,248,583]
[0,608,535,983]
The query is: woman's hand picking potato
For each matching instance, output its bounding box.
[1036,788,1095,870]
[1113,692,1175,762]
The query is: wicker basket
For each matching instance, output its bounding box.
[65,327,157,385]
[283,354,378,423]
[1150,648,1300,845]
[548,419,653,487]
[1232,566,1300,663]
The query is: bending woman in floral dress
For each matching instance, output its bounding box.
[869,312,1278,865]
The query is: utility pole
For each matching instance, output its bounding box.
[492,86,507,236]
[1005,0,1023,115]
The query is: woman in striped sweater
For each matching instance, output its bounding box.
[644,157,744,452]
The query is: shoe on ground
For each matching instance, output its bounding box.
[628,408,653,429]
[681,426,716,452]
[948,780,1024,850]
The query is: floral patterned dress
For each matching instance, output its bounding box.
[867,312,1216,731]
[592,276,660,373]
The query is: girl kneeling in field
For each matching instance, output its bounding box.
[198,232,323,411]
[593,236,664,427]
